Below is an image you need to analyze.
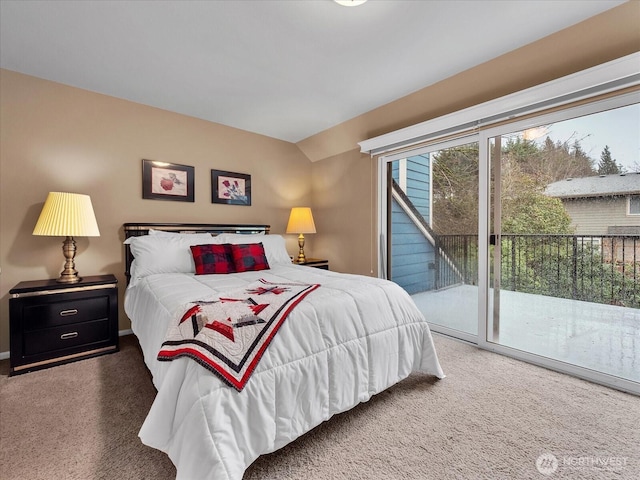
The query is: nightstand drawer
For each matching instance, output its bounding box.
[23,296,109,331]
[9,274,119,375]
[23,318,111,356]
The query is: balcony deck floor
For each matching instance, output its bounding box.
[412,284,640,383]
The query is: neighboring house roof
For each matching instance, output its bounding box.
[545,173,640,199]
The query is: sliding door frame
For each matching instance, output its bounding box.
[379,134,480,345]
[377,135,478,275]
[477,90,640,395]
[367,53,640,394]
[376,89,640,395]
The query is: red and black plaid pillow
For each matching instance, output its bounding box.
[230,243,270,272]
[190,244,236,275]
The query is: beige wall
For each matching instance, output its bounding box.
[304,1,640,276]
[0,71,312,352]
[1,2,639,354]
[298,2,640,163]
[311,149,378,276]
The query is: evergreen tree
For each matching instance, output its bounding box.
[597,145,620,175]
[570,140,596,178]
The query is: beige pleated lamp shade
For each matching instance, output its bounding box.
[286,207,316,234]
[33,192,100,237]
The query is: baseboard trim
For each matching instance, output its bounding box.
[0,328,135,360]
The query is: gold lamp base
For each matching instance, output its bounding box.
[296,233,307,263]
[57,236,81,283]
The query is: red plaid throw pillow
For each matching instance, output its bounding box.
[190,244,236,275]
[231,243,270,272]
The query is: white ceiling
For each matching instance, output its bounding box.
[0,0,625,143]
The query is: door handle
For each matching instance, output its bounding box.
[489,234,496,246]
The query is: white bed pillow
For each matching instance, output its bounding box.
[215,234,292,265]
[124,233,220,279]
[148,228,176,236]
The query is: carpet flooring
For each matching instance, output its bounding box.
[1,334,638,480]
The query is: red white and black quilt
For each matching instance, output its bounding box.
[158,279,319,391]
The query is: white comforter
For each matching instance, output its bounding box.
[125,264,444,480]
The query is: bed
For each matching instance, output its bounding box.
[123,222,444,480]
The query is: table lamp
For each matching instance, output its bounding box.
[286,207,316,263]
[33,192,100,283]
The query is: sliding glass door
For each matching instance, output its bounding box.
[379,93,639,393]
[486,101,640,385]
[386,138,479,339]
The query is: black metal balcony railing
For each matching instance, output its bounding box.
[434,234,640,309]
[434,235,479,289]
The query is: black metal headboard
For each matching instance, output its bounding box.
[123,222,270,283]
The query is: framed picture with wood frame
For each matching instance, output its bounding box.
[142,159,194,202]
[211,169,251,206]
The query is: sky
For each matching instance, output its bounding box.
[538,102,639,172]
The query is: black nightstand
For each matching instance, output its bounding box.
[293,258,329,270]
[9,274,119,375]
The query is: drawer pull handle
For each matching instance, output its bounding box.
[60,332,78,340]
[59,309,78,317]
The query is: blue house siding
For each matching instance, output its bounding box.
[392,155,430,218]
[391,199,435,293]
[405,159,430,221]
[390,154,435,294]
